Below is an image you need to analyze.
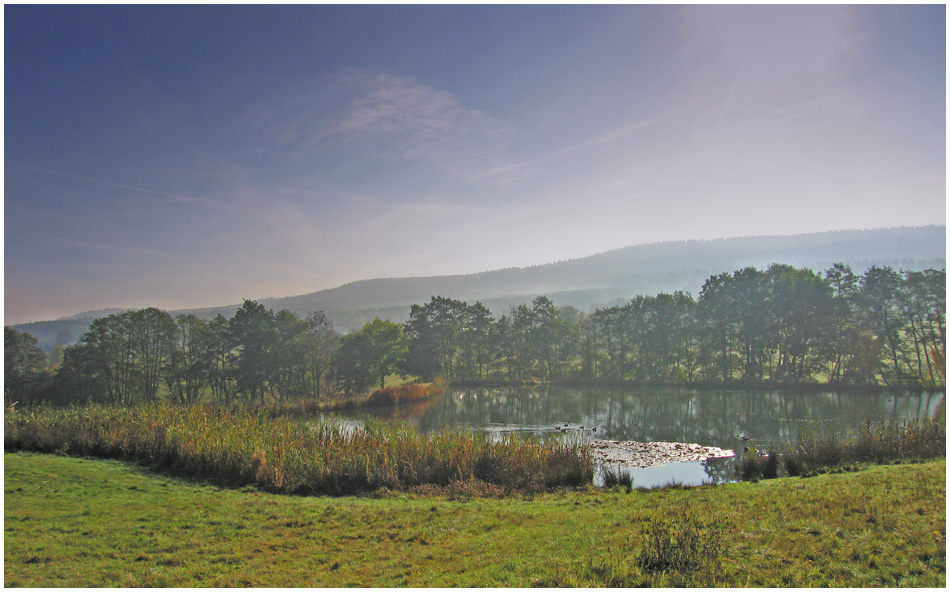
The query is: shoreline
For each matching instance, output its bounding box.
[449,378,945,394]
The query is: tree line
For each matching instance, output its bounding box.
[405,264,945,387]
[5,263,945,407]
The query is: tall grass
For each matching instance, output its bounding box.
[737,418,946,480]
[4,402,591,495]
[635,510,724,574]
[601,466,634,492]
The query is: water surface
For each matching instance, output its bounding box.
[336,386,944,488]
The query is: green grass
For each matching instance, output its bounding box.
[4,452,945,587]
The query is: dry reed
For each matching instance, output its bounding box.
[4,401,592,495]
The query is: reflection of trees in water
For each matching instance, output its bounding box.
[702,457,735,485]
[415,387,592,432]
[348,396,439,422]
[333,387,943,486]
[406,386,944,450]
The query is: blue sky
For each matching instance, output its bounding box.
[4,4,946,324]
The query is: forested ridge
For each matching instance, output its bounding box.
[5,262,945,407]
[13,225,944,348]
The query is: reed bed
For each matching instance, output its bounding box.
[4,402,592,495]
[738,417,946,481]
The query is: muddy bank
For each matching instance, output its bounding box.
[590,439,734,468]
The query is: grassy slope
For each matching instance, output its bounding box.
[4,453,946,588]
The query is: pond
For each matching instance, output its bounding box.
[333,386,945,488]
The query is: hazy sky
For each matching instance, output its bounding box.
[4,4,946,324]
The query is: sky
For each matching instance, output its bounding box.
[4,4,946,324]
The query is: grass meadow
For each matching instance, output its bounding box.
[4,402,945,586]
[4,453,945,587]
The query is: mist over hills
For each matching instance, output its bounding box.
[13,226,946,349]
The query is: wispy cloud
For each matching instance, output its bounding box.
[338,71,515,181]
[5,162,240,213]
[680,5,849,79]
[520,118,657,170]
[47,239,173,259]
[765,92,917,136]
[245,70,517,184]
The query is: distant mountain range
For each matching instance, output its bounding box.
[12,225,946,350]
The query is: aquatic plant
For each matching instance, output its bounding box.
[762,449,780,479]
[735,418,946,481]
[737,442,765,481]
[602,466,634,492]
[3,401,592,495]
[791,418,945,471]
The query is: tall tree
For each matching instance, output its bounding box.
[4,327,49,402]
[767,264,833,382]
[270,310,309,400]
[165,314,211,404]
[127,308,177,402]
[590,305,632,381]
[333,332,376,396]
[577,311,600,381]
[56,318,117,403]
[730,267,770,381]
[896,269,947,385]
[456,301,496,381]
[697,272,739,382]
[359,318,408,389]
[404,296,468,380]
[671,291,698,382]
[56,308,175,404]
[527,296,575,380]
[229,300,278,403]
[303,311,339,398]
[856,266,907,383]
[205,314,238,405]
[823,264,860,384]
[506,303,536,381]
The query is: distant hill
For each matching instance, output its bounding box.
[11,225,946,350]
[206,225,946,329]
[8,318,101,353]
